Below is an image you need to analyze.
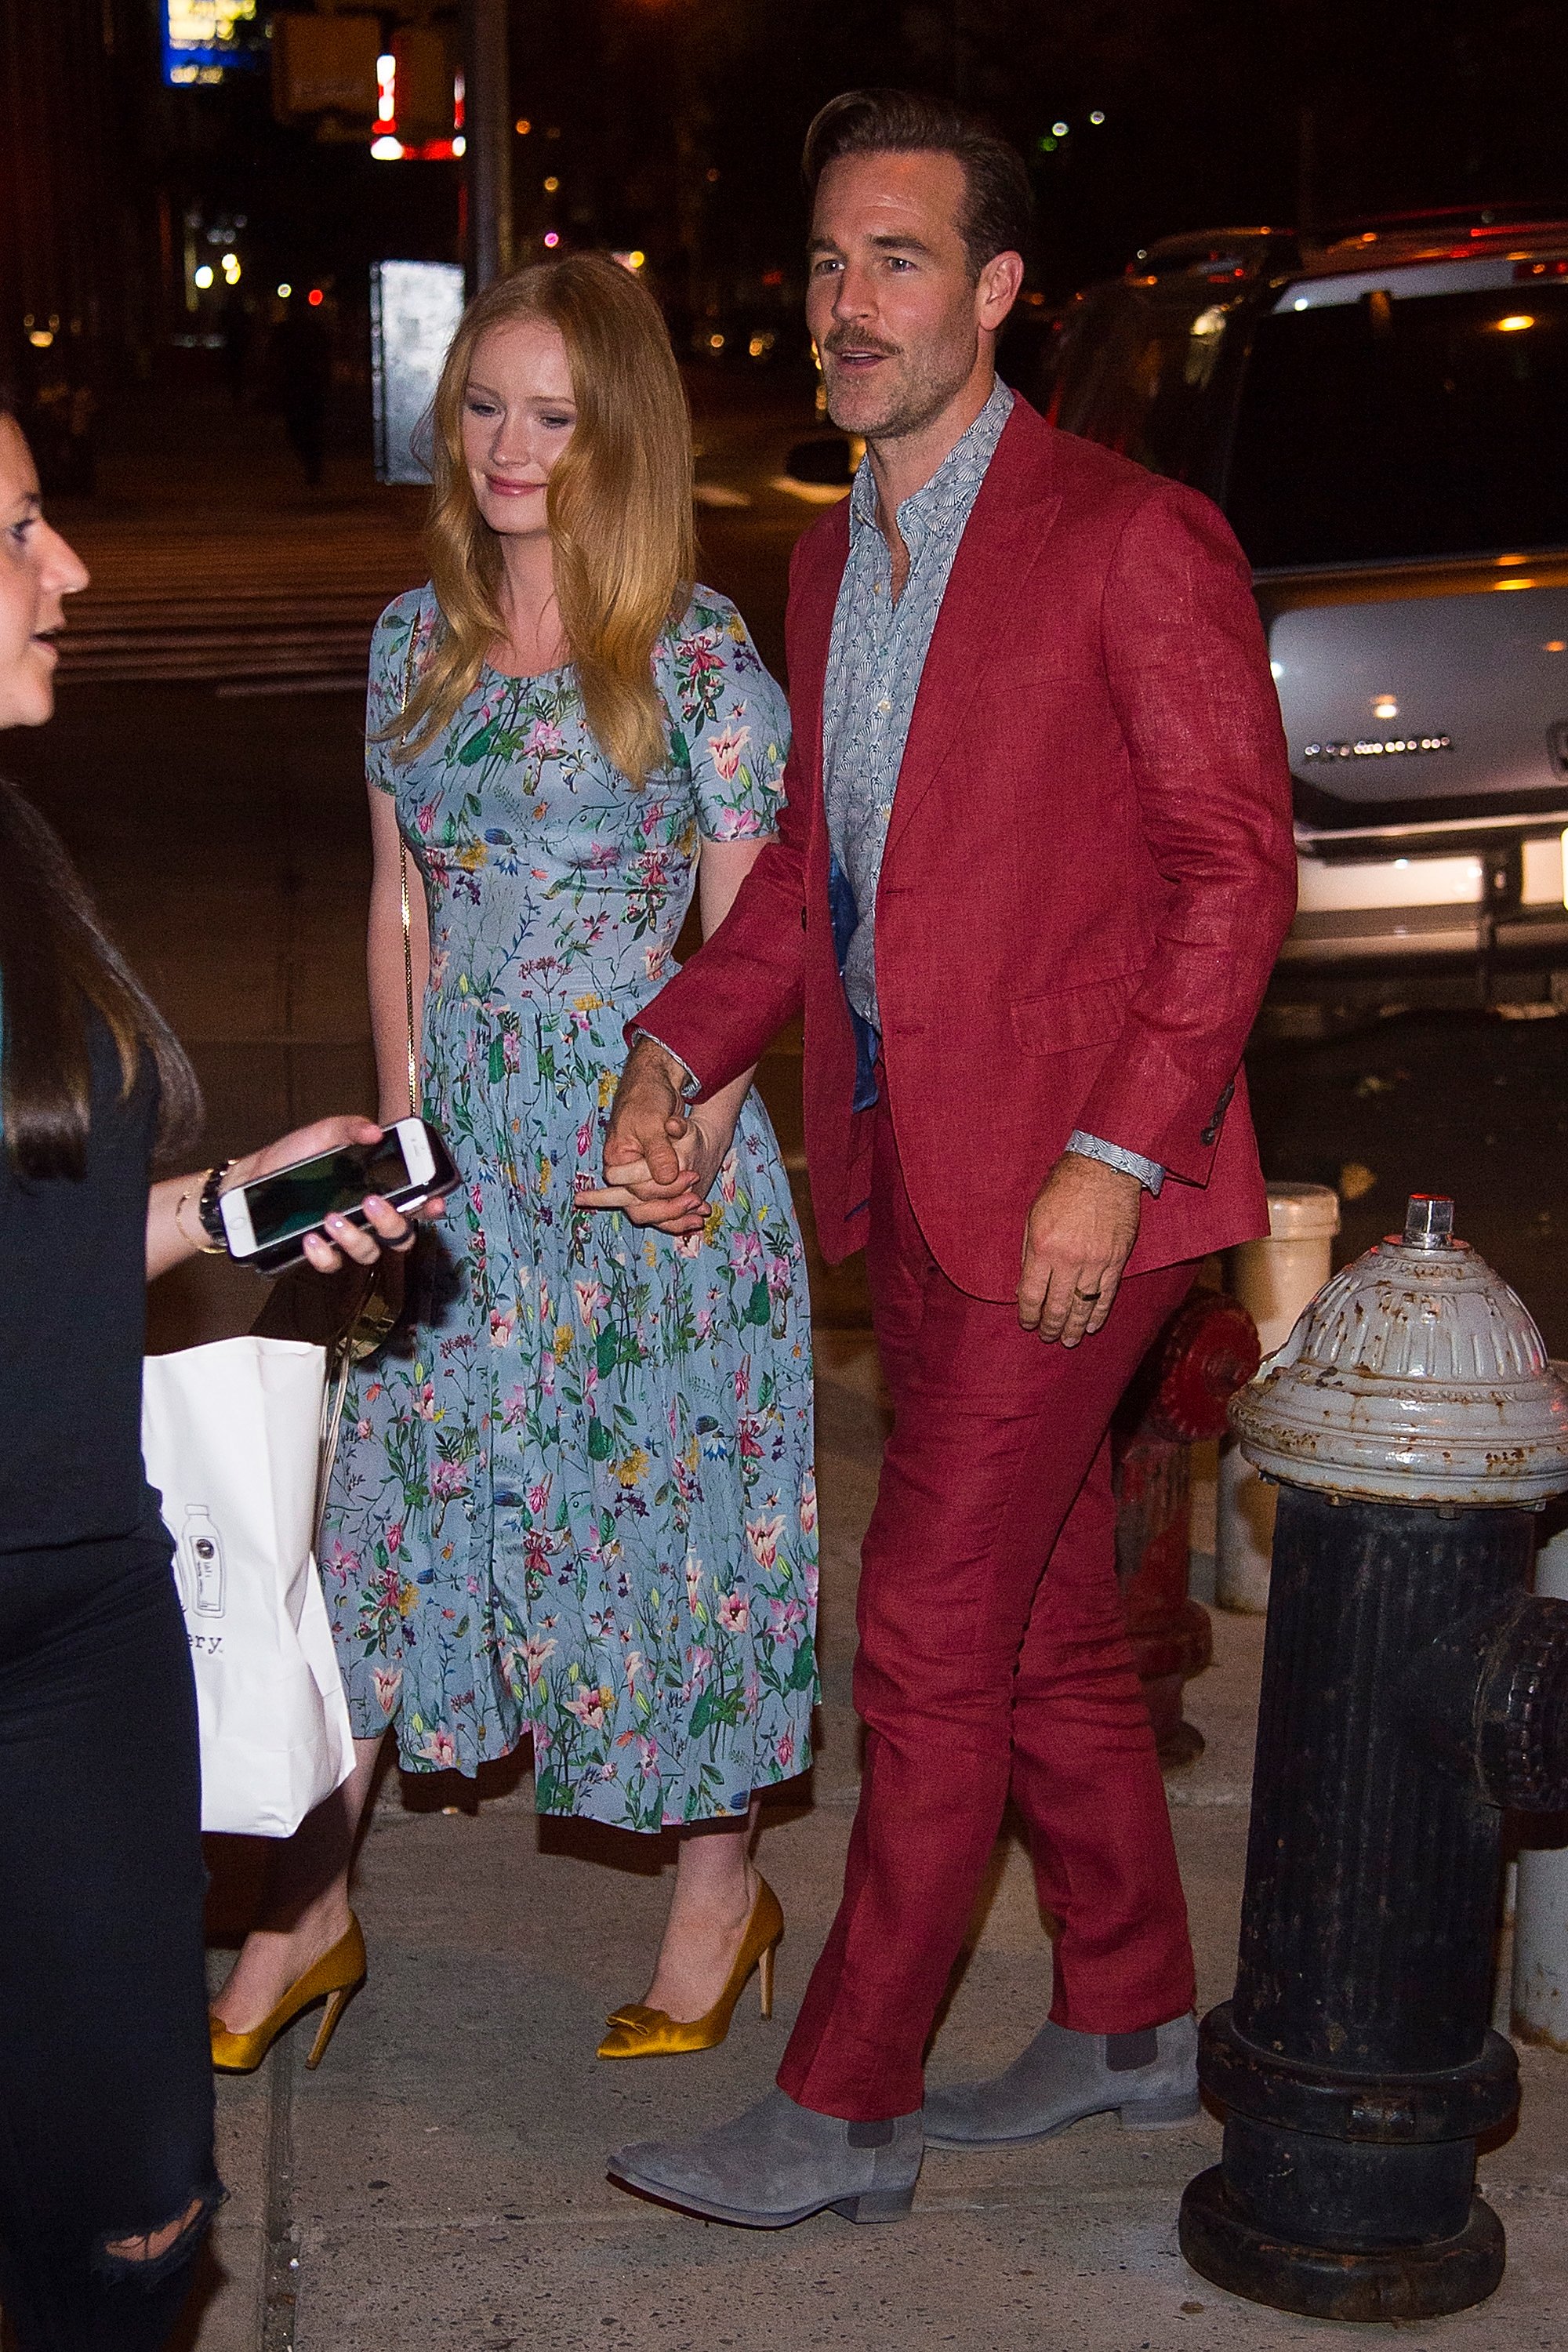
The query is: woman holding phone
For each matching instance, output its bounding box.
[0,401,431,2350]
[212,254,817,2067]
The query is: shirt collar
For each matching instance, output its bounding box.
[848,376,1014,550]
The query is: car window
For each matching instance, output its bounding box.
[1051,286,1236,483]
[1225,282,1568,568]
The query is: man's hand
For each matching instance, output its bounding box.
[1018,1151,1143,1347]
[590,1036,706,1221]
[576,1101,735,1234]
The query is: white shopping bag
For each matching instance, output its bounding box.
[142,1335,356,1838]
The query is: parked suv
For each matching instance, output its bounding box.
[1034,211,1568,1014]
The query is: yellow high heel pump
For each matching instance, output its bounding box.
[209,1915,367,2074]
[597,1876,783,2060]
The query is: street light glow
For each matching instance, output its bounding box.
[1052,121,1069,136]
[1089,110,1105,124]
[277,281,292,298]
[194,263,214,288]
[543,230,560,248]
[1496,314,1534,332]
[543,175,560,192]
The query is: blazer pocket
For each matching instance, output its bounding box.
[1010,974,1132,1054]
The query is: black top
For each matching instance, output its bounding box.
[0,1022,163,1552]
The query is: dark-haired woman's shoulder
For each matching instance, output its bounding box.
[662,587,791,840]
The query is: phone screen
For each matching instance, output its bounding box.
[241,1135,413,1250]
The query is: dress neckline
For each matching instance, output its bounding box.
[480,656,573,688]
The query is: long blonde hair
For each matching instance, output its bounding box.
[392,254,695,785]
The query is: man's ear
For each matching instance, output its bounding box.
[977,249,1025,334]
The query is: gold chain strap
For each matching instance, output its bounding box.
[311,616,425,1555]
[401,840,418,1119]
[398,622,421,1120]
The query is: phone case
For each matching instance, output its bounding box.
[233,1121,457,1276]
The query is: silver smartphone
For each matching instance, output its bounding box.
[218,1117,456,1271]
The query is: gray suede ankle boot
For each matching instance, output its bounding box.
[608,2088,924,2227]
[923,2013,1199,2149]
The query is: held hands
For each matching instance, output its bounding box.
[577,1038,731,1234]
[1018,1150,1143,1348]
[231,1115,447,1276]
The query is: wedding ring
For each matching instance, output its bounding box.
[1073,1286,1102,1301]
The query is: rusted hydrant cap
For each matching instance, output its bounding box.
[1231,1194,1568,1505]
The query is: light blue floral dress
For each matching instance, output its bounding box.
[320,586,818,1831]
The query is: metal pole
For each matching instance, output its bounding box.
[461,0,513,292]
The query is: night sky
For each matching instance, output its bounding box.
[517,0,1568,294]
[135,0,1568,334]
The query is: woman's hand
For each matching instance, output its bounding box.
[232,1116,446,1274]
[148,1114,448,1282]
[575,1102,738,1235]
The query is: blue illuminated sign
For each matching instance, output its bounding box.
[162,2,261,86]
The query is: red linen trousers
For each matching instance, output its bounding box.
[777,1080,1199,2122]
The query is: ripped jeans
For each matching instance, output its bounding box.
[0,1532,220,2350]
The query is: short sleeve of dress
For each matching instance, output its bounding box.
[666,590,791,842]
[365,589,429,797]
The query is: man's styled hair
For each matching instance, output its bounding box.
[801,88,1033,280]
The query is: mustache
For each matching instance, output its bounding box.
[822,332,901,359]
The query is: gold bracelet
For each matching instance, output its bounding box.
[174,1173,228,1256]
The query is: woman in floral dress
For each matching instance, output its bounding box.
[212,256,816,2063]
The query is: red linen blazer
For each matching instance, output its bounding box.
[642,395,1299,1301]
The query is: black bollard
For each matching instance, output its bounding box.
[1179,1195,1568,2322]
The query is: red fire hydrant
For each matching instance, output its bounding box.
[1112,1289,1261,1763]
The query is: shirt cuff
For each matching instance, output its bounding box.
[630,1025,702,1099]
[1066,1129,1166,1197]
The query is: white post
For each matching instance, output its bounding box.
[1512,1513,1568,2049]
[1215,1183,1341,1613]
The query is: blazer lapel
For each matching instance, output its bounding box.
[884,410,1062,859]
[789,505,848,815]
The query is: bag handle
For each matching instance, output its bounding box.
[312,615,425,1553]
[397,619,422,1121]
[400,843,418,1120]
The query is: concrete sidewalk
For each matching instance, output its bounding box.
[179,1335,1568,2352]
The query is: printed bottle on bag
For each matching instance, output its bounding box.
[180,1505,227,1618]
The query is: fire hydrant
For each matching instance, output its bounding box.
[1179,1194,1568,2322]
[1112,1288,1260,1763]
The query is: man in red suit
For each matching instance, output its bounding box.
[602,90,1297,2227]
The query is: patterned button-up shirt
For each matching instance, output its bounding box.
[823,377,1014,1036]
[819,376,1163,1195]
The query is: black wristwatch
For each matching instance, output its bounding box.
[197,1158,238,1250]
